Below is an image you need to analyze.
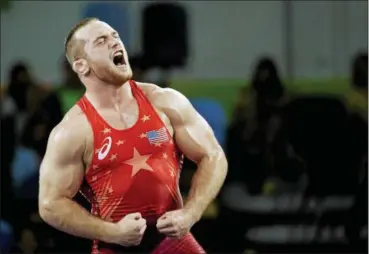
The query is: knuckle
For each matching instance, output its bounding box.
[133,239,141,246]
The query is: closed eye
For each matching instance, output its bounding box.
[95,36,107,45]
[112,32,120,39]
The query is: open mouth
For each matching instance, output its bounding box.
[113,50,126,66]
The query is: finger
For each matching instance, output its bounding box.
[158,211,173,221]
[157,215,167,222]
[159,212,173,220]
[167,233,180,239]
[128,212,142,220]
[158,226,177,235]
[132,237,143,246]
[139,224,147,235]
[139,218,147,227]
[129,212,142,219]
[135,219,146,231]
[167,231,186,239]
[156,218,173,230]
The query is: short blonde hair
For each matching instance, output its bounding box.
[64,17,99,64]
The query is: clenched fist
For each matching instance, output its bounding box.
[156,209,196,239]
[112,212,147,246]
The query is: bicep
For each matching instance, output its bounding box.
[173,107,222,163]
[39,127,85,203]
[152,87,223,162]
[174,114,218,162]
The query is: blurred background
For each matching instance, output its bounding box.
[0,1,368,253]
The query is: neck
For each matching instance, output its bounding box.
[84,79,132,108]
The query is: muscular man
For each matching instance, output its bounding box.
[38,18,228,254]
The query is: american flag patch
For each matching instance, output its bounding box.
[146,127,169,144]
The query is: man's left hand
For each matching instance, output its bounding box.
[156,209,197,239]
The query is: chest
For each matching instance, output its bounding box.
[84,105,175,170]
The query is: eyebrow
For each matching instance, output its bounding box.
[93,35,106,43]
[92,31,118,43]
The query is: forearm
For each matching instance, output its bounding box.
[184,151,228,221]
[39,197,117,243]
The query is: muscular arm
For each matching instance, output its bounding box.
[151,87,228,222]
[38,122,117,242]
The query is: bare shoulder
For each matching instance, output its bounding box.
[62,105,87,123]
[136,82,190,113]
[47,105,89,157]
[135,81,160,96]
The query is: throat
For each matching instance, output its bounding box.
[119,111,138,129]
[86,81,132,109]
[110,98,140,130]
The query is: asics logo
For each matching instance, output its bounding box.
[98,136,112,160]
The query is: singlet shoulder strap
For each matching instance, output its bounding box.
[76,95,102,128]
[129,80,153,104]
[77,95,92,115]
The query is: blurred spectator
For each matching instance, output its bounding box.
[345,52,368,121]
[20,86,63,157]
[352,52,368,90]
[226,57,304,194]
[341,53,368,195]
[6,62,40,134]
[7,62,34,113]
[19,59,81,158]
[251,57,285,104]
[229,57,286,134]
[1,91,17,225]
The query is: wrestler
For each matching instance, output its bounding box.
[38,17,227,253]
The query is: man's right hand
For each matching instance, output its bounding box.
[113,212,147,246]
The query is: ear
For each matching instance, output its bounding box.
[72,59,89,76]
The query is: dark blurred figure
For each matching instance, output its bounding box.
[345,52,368,121]
[345,52,368,181]
[3,62,58,253]
[11,59,90,253]
[342,52,368,194]
[6,62,42,136]
[1,90,17,225]
[352,52,368,90]
[344,53,368,248]
[251,57,285,104]
[21,93,63,158]
[227,57,304,194]
[21,58,85,157]
[7,62,34,113]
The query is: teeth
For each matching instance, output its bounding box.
[114,51,123,57]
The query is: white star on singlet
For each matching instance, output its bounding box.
[123,147,153,177]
